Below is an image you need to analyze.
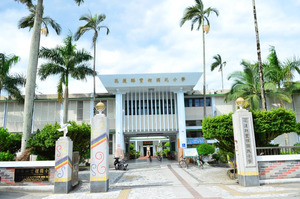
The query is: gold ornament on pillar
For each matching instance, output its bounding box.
[236,97,245,109]
[96,102,105,114]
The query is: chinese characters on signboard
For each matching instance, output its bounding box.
[242,118,254,166]
[15,168,50,182]
[113,77,186,84]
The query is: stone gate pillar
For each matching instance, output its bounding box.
[232,98,259,186]
[54,135,73,193]
[90,102,109,192]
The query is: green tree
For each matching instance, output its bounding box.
[180,0,219,118]
[74,12,109,103]
[18,4,61,36]
[211,54,226,90]
[14,0,85,153]
[38,35,93,123]
[225,60,291,110]
[0,53,25,102]
[202,108,297,153]
[265,46,300,107]
[252,0,267,110]
[27,121,91,162]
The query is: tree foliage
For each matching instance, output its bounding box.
[196,143,214,155]
[27,121,91,163]
[203,108,297,153]
[0,127,22,154]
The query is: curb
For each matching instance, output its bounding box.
[0,185,53,192]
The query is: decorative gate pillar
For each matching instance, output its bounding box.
[90,102,109,192]
[54,124,73,193]
[232,98,259,186]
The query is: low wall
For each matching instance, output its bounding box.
[257,155,300,184]
[0,161,55,185]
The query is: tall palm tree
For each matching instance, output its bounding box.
[18,4,61,36]
[0,53,26,102]
[225,60,291,110]
[211,54,226,90]
[74,12,109,104]
[38,35,93,123]
[264,46,300,107]
[14,0,85,152]
[252,0,267,110]
[180,0,219,118]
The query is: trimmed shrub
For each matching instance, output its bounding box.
[196,143,214,156]
[0,151,15,161]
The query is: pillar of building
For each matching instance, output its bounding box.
[232,104,260,186]
[176,91,187,160]
[54,136,73,193]
[135,140,138,151]
[115,92,125,159]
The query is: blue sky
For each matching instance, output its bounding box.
[1,0,300,95]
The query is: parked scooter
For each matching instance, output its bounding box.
[114,157,128,170]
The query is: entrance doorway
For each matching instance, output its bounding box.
[143,146,153,156]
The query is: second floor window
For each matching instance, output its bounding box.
[184,97,211,107]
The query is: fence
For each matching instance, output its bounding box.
[257,146,300,156]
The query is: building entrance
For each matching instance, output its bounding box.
[143,146,153,157]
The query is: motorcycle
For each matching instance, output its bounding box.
[114,157,128,170]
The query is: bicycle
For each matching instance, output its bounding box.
[179,155,188,168]
[196,155,204,169]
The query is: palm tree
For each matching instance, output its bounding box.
[14,0,84,152]
[264,46,300,107]
[38,35,93,123]
[180,0,219,118]
[252,0,267,110]
[0,53,26,102]
[74,12,109,104]
[225,60,291,110]
[211,54,226,90]
[18,4,61,36]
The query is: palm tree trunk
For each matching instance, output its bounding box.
[252,0,267,111]
[221,68,224,91]
[63,86,69,124]
[21,0,43,153]
[93,41,96,102]
[202,25,206,118]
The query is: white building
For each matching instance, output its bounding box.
[0,72,299,159]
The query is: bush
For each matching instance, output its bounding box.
[164,142,170,147]
[203,108,297,153]
[196,143,214,156]
[27,121,91,163]
[0,151,15,161]
[0,127,22,154]
[163,148,170,157]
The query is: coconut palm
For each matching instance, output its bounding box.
[211,54,226,90]
[180,0,219,118]
[0,53,26,102]
[38,35,93,123]
[74,12,110,103]
[252,0,267,110]
[14,0,85,152]
[18,4,61,36]
[225,60,291,110]
[264,46,300,107]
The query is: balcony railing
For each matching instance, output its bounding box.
[256,146,300,156]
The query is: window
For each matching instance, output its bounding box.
[184,97,211,107]
[77,101,83,121]
[186,120,202,126]
[125,99,175,115]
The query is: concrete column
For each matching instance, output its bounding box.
[135,140,138,151]
[232,108,259,186]
[115,93,125,158]
[176,91,187,148]
[90,110,109,192]
[54,137,73,193]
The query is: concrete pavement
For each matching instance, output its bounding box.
[1,159,300,199]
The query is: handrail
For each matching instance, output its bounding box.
[256,146,300,155]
